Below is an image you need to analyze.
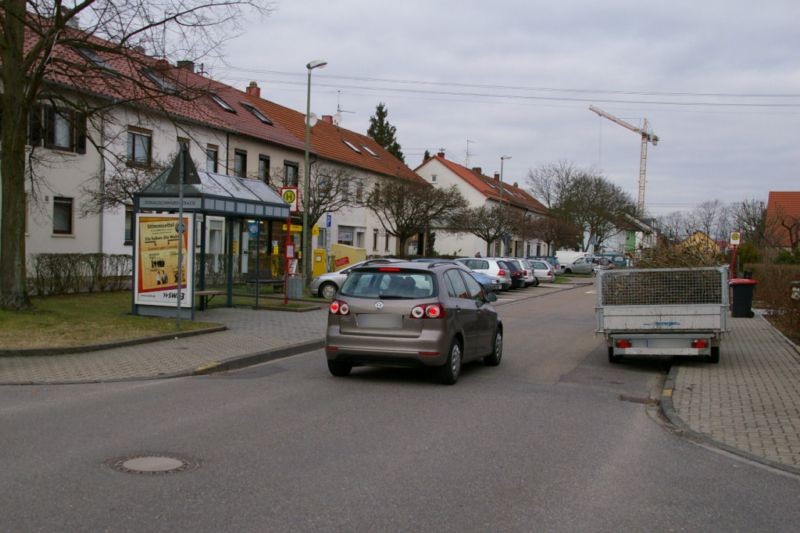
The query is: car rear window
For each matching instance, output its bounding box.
[340,270,436,299]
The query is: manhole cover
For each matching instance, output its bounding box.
[106,454,199,475]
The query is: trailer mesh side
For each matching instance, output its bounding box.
[599,268,725,306]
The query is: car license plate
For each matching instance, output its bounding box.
[357,314,402,329]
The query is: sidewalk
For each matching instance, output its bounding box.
[0,307,327,385]
[662,312,800,475]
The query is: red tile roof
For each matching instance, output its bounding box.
[249,100,426,184]
[420,156,547,214]
[766,191,800,247]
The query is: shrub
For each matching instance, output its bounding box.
[29,253,132,296]
[750,262,800,344]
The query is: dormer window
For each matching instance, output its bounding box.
[210,94,235,113]
[343,140,361,153]
[142,68,176,92]
[240,102,272,124]
[362,145,379,158]
[75,47,110,70]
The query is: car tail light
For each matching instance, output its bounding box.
[378,267,400,272]
[691,339,708,349]
[547,270,553,276]
[615,339,632,349]
[410,303,445,319]
[329,300,350,315]
[522,270,529,276]
[497,269,506,277]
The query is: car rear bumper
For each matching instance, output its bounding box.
[325,325,450,367]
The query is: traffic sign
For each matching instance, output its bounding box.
[280,187,299,212]
[730,231,741,246]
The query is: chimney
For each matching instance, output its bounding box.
[513,181,519,188]
[177,60,195,73]
[493,172,500,181]
[246,81,260,98]
[437,151,445,158]
[321,115,334,124]
[472,167,482,176]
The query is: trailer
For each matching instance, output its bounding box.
[595,267,728,364]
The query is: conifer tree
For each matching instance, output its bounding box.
[367,103,404,162]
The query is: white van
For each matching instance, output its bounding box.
[555,251,593,274]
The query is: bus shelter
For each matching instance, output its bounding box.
[132,162,291,319]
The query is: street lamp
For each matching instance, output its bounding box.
[302,59,327,286]
[499,156,511,254]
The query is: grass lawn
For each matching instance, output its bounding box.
[0,292,219,350]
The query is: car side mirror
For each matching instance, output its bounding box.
[486,291,498,303]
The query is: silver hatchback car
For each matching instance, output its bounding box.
[325,261,503,384]
[310,258,403,299]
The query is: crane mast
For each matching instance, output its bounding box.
[589,105,659,215]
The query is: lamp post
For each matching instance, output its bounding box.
[302,59,327,286]
[500,155,511,254]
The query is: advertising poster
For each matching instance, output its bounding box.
[134,214,194,308]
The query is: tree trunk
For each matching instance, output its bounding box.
[0,0,33,310]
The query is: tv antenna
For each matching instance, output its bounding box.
[334,90,355,125]
[465,139,476,166]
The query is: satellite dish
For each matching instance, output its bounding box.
[306,113,319,127]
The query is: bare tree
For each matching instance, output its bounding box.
[304,164,358,233]
[449,202,517,256]
[365,180,467,257]
[0,0,269,310]
[657,211,692,243]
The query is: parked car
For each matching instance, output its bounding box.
[456,257,513,290]
[497,259,526,289]
[310,258,403,299]
[527,259,556,283]
[529,256,562,274]
[503,258,538,287]
[561,255,594,274]
[325,261,504,384]
[411,258,503,293]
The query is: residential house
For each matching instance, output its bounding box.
[766,191,800,251]
[415,152,548,257]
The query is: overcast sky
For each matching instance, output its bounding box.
[211,0,800,217]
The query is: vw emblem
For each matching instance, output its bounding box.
[374,301,384,310]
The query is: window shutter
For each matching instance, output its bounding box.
[75,112,87,154]
[43,106,56,148]
[28,106,43,146]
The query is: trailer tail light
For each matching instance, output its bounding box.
[410,303,445,319]
[329,300,350,315]
[615,339,632,349]
[691,339,709,349]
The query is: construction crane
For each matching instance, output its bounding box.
[589,105,659,215]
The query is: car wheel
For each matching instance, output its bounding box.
[565,268,573,274]
[483,329,503,366]
[438,339,462,385]
[707,346,720,364]
[320,282,338,300]
[608,347,622,364]
[327,359,352,377]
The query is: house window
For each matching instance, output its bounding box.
[431,174,437,183]
[234,149,247,177]
[355,180,364,203]
[53,197,73,235]
[284,161,299,186]
[337,226,354,246]
[142,68,176,93]
[385,234,390,252]
[124,205,134,244]
[210,93,235,113]
[373,229,378,251]
[240,102,273,124]
[29,105,87,153]
[206,145,218,173]
[127,128,152,166]
[362,145,379,158]
[258,155,270,183]
[356,230,365,248]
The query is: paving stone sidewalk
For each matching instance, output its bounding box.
[0,307,327,385]
[669,313,800,472]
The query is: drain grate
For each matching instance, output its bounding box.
[106,454,199,475]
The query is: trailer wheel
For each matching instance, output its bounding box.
[707,346,720,364]
[608,347,622,364]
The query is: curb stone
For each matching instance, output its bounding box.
[0,326,227,357]
[660,360,800,477]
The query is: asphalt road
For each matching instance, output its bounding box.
[2,286,799,532]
